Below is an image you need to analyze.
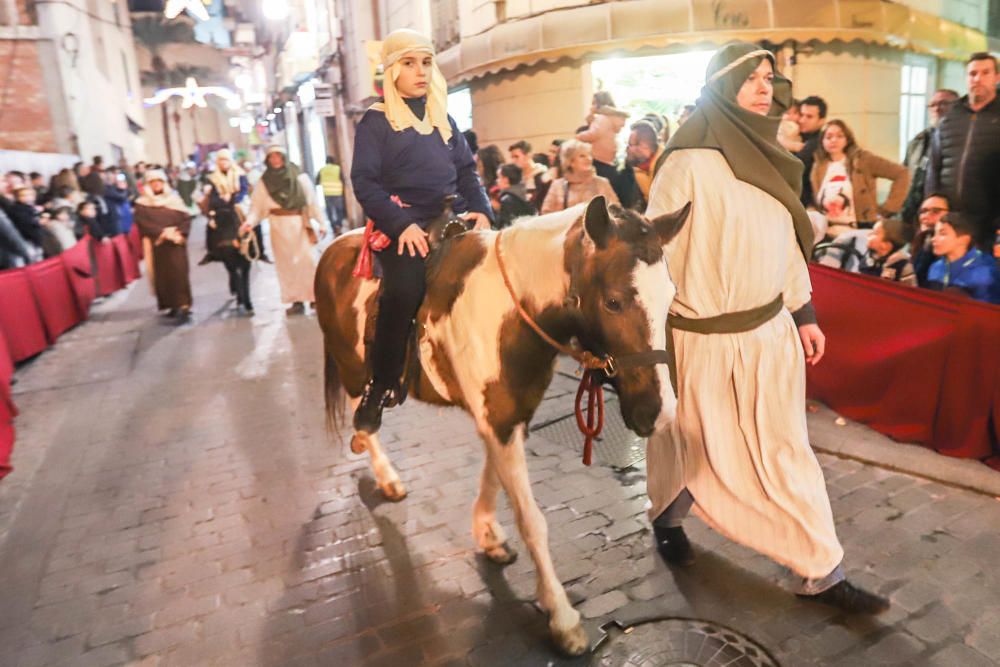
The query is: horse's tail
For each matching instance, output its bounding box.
[323,346,347,440]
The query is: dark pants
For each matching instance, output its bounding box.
[325,195,345,232]
[221,249,252,310]
[254,224,268,259]
[371,246,426,387]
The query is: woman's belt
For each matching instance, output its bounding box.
[668,294,784,334]
[269,207,303,216]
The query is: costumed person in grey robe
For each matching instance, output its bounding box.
[241,145,324,316]
[644,42,889,614]
[134,169,193,321]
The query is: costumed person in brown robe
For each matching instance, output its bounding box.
[241,145,324,316]
[644,43,889,614]
[204,150,253,315]
[134,169,193,321]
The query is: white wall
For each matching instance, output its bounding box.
[37,0,145,163]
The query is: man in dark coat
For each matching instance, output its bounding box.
[795,95,827,208]
[926,53,1000,250]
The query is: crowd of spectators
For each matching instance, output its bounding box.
[466,51,999,305]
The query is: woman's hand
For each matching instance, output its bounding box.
[239,222,253,235]
[798,324,826,366]
[398,223,429,257]
[462,212,491,231]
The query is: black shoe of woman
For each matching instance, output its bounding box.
[652,525,695,566]
[799,581,890,615]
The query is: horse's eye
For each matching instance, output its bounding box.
[604,297,623,313]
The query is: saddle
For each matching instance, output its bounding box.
[360,195,470,405]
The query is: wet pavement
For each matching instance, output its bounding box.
[2,222,1000,667]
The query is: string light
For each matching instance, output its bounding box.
[144,77,241,109]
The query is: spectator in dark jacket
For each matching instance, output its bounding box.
[77,200,113,241]
[900,89,958,224]
[795,96,827,208]
[925,53,1000,250]
[8,187,44,249]
[495,163,535,228]
[911,193,950,286]
[103,169,132,234]
[859,219,916,285]
[0,206,35,269]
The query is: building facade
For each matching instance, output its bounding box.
[0,0,145,169]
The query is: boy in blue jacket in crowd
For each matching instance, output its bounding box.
[927,213,998,303]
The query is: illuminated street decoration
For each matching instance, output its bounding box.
[163,0,210,21]
[144,77,241,110]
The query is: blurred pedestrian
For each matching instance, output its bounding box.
[540,139,618,214]
[316,155,346,235]
[134,170,194,320]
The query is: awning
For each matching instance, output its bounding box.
[438,0,989,84]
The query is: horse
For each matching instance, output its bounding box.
[315,196,690,656]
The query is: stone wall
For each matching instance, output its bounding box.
[0,38,59,153]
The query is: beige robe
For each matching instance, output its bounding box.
[645,149,843,579]
[245,173,323,304]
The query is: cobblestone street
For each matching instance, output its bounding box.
[1,233,999,667]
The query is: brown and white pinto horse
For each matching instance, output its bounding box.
[315,196,689,655]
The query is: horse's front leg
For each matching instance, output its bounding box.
[485,423,588,656]
[472,457,517,564]
[349,397,406,501]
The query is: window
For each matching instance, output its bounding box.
[447,88,472,132]
[899,58,933,161]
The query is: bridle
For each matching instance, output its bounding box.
[493,230,672,465]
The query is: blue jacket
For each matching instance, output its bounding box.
[926,248,999,303]
[351,100,492,240]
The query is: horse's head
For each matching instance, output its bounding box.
[568,196,690,437]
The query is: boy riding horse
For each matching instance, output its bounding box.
[350,28,493,433]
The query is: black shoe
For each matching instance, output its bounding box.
[653,525,695,566]
[800,580,890,615]
[286,302,305,316]
[259,255,273,264]
[198,254,212,266]
[353,381,396,434]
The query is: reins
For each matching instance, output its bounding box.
[493,231,671,466]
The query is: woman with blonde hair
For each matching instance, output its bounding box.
[810,118,910,239]
[540,139,619,214]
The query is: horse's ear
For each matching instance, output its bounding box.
[651,201,692,246]
[584,196,612,249]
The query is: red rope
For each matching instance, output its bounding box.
[574,370,605,466]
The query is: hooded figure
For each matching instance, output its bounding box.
[134,169,193,319]
[349,28,493,434]
[206,149,253,314]
[644,42,889,614]
[243,144,324,314]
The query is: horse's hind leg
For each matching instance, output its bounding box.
[483,423,588,656]
[472,457,517,564]
[349,398,406,501]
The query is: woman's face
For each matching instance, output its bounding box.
[822,125,848,157]
[217,156,232,172]
[735,58,774,115]
[395,52,432,98]
[570,149,593,174]
[266,153,285,169]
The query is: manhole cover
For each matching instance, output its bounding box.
[530,399,646,469]
[592,618,780,667]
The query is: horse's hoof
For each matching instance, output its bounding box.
[552,623,589,656]
[350,434,367,454]
[380,480,407,502]
[484,542,518,565]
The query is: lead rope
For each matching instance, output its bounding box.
[494,231,610,465]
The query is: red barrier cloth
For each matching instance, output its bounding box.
[93,237,124,296]
[60,239,96,318]
[0,269,48,362]
[806,265,1000,460]
[0,324,12,479]
[112,234,139,283]
[26,257,82,343]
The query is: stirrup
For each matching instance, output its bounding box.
[353,380,397,434]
